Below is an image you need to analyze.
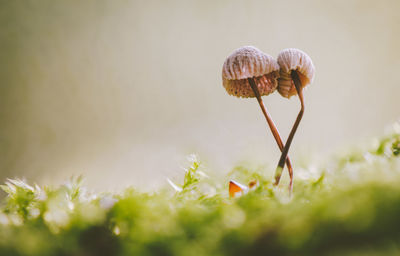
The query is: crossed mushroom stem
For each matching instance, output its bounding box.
[274,71,304,184]
[247,78,294,191]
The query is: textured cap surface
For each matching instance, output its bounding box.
[277,48,315,98]
[222,46,279,98]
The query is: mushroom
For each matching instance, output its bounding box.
[273,48,315,186]
[229,180,259,198]
[222,46,294,188]
[229,180,248,198]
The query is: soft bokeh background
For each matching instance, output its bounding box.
[0,0,399,191]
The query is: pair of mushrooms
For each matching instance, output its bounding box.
[223,46,315,194]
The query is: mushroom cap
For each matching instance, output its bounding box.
[229,180,248,198]
[277,48,315,98]
[222,46,280,98]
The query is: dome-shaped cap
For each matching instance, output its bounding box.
[222,46,280,98]
[277,48,315,98]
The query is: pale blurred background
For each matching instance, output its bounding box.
[0,0,399,191]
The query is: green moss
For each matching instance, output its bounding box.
[0,123,399,255]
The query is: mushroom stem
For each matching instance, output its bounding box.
[275,71,305,187]
[247,78,294,189]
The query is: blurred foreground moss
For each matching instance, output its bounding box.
[1,123,400,256]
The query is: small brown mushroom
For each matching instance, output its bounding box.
[229,180,248,198]
[229,180,259,198]
[222,46,294,182]
[274,48,315,188]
